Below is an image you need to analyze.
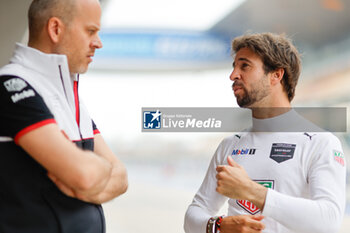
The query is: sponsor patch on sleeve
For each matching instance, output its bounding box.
[10,89,35,103]
[333,150,345,166]
[3,78,27,92]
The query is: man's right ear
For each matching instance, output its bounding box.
[47,17,63,44]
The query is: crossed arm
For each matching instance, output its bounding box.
[18,123,128,204]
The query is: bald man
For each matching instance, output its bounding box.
[0,0,127,232]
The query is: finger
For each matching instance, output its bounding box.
[246,217,265,230]
[227,156,239,167]
[250,229,263,233]
[50,176,76,198]
[47,172,57,182]
[61,130,70,140]
[251,215,264,221]
[216,166,225,172]
[56,181,76,197]
[245,227,263,233]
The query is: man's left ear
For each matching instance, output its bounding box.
[270,68,285,86]
[47,17,65,44]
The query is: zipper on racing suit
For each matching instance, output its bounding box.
[58,65,83,140]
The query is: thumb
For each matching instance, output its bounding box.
[251,215,264,221]
[47,172,57,182]
[61,130,70,141]
[227,156,238,167]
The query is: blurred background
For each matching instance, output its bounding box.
[1,0,350,232]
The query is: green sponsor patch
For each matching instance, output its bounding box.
[333,150,345,166]
[255,180,274,189]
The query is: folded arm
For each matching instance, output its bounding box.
[18,123,113,197]
[74,133,128,203]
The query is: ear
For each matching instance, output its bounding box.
[270,68,285,86]
[47,17,64,44]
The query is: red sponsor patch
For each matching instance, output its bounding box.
[236,200,260,215]
[333,150,345,166]
[236,180,274,215]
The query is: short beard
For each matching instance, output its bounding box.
[235,78,270,108]
[236,86,254,107]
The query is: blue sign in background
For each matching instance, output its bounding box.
[93,29,232,66]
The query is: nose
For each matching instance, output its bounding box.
[91,35,103,49]
[230,68,240,81]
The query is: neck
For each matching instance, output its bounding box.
[251,105,291,119]
[28,38,53,54]
[250,94,291,119]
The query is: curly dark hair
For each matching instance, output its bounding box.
[232,33,301,102]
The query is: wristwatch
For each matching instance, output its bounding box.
[206,216,225,233]
[206,216,217,233]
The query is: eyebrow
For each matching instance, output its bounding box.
[88,24,101,31]
[232,57,252,67]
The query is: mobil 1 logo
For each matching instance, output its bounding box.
[270,143,296,163]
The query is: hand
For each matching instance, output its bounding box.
[221,215,265,233]
[47,132,125,204]
[61,130,70,140]
[216,156,267,210]
[47,130,90,201]
[48,172,76,198]
[216,156,253,200]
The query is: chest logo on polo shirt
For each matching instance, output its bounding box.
[232,148,256,155]
[270,143,296,163]
[236,180,274,215]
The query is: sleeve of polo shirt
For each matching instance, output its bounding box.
[184,138,230,233]
[92,120,100,135]
[0,75,56,144]
[262,134,346,233]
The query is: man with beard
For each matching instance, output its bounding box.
[0,0,127,232]
[184,33,345,233]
